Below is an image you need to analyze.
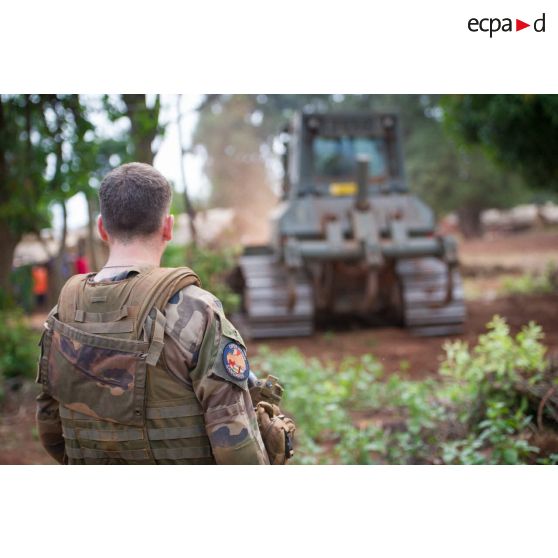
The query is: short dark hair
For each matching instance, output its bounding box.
[99,163,172,241]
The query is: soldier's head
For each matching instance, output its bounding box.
[97,163,174,249]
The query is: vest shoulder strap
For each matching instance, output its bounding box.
[130,267,201,337]
[57,273,92,322]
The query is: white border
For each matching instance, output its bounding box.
[1,0,556,92]
[1,465,557,557]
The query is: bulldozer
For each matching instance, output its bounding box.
[234,111,466,339]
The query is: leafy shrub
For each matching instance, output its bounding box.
[253,347,391,463]
[0,287,12,311]
[162,243,240,314]
[440,316,546,416]
[253,316,552,464]
[436,316,548,464]
[253,347,349,463]
[0,311,40,399]
[502,263,557,296]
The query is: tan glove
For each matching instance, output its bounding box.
[249,375,284,407]
[255,401,296,465]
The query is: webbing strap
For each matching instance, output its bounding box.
[60,406,96,421]
[65,445,83,459]
[65,444,210,461]
[62,424,76,439]
[71,321,134,334]
[46,304,59,323]
[59,406,123,423]
[62,403,203,422]
[63,425,208,442]
[74,306,138,323]
[52,318,149,353]
[63,426,144,442]
[147,425,206,440]
[151,446,212,460]
[65,446,151,461]
[145,403,203,419]
[57,274,87,323]
[145,308,166,366]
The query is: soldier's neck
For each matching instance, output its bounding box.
[98,240,164,278]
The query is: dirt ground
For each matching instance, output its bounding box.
[459,228,558,273]
[0,382,51,464]
[2,229,557,464]
[253,292,558,380]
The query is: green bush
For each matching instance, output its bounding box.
[253,347,390,463]
[435,316,548,464]
[162,243,240,314]
[502,263,557,296]
[253,316,553,464]
[0,311,40,399]
[440,316,546,414]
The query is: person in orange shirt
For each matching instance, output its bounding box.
[32,265,48,308]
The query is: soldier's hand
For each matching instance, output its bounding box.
[255,401,296,465]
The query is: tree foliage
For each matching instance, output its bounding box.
[0,95,89,236]
[0,94,163,306]
[441,94,558,191]
[0,94,93,304]
[121,94,162,164]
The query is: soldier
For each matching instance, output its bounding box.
[36,162,294,465]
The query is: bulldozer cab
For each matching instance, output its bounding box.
[283,112,407,199]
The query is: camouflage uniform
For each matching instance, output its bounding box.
[36,266,269,465]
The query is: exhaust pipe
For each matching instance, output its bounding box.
[355,154,370,210]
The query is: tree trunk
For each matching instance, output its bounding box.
[0,98,21,306]
[48,200,68,307]
[457,206,484,238]
[86,191,99,271]
[122,94,160,164]
[0,221,21,307]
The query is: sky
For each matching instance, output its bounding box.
[52,94,208,232]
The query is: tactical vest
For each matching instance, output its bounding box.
[37,266,217,464]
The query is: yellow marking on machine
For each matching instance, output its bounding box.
[329,182,357,196]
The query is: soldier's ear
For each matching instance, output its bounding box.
[97,215,110,242]
[162,214,174,242]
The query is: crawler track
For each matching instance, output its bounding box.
[396,257,466,336]
[239,254,315,339]
[239,254,465,339]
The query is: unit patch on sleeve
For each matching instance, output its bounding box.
[222,342,250,381]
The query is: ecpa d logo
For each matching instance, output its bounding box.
[468,13,546,37]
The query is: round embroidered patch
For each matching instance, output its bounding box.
[222,342,250,381]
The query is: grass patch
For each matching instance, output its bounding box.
[502,263,557,296]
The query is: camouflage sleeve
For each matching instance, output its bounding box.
[164,286,269,465]
[36,388,65,464]
[35,320,66,464]
[34,306,66,464]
